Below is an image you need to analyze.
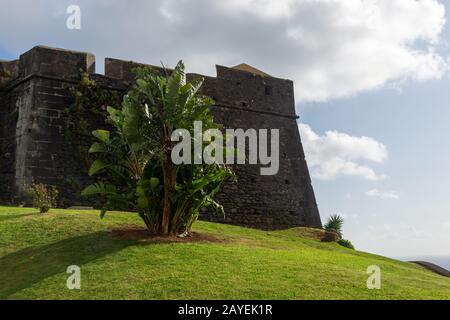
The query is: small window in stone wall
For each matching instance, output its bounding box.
[265,85,272,95]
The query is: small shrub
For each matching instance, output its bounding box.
[324,214,344,238]
[22,183,59,213]
[338,239,355,250]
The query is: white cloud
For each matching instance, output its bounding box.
[0,0,447,103]
[365,189,400,200]
[299,123,388,180]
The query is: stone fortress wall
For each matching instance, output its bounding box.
[0,46,322,230]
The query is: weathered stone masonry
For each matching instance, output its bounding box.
[0,46,322,230]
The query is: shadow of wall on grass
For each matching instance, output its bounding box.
[0,231,140,298]
[0,212,41,222]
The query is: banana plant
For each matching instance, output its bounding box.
[81,62,235,236]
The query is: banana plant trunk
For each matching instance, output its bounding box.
[161,158,177,235]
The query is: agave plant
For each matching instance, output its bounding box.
[81,62,234,236]
[324,214,344,238]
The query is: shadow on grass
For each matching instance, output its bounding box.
[0,212,40,222]
[0,231,139,298]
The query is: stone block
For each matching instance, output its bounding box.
[18,46,95,79]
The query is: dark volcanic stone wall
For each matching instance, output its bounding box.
[195,67,321,228]
[0,59,20,201]
[1,47,99,206]
[0,45,322,229]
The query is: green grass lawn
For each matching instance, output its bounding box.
[0,205,449,300]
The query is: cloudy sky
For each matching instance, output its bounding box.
[1,0,449,258]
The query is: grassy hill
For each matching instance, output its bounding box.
[0,206,449,300]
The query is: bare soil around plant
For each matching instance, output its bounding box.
[109,225,225,243]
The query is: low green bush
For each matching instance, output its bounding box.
[338,239,355,250]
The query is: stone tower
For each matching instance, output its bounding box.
[0,46,322,230]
